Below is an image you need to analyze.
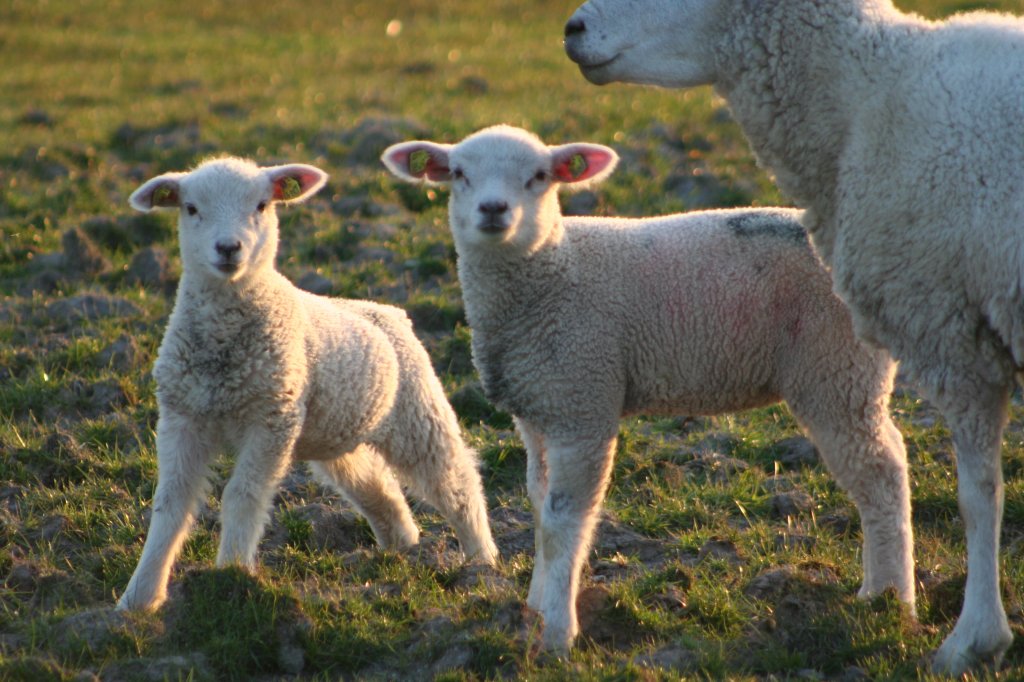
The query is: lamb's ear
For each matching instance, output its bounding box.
[129,173,186,212]
[550,143,619,186]
[381,142,453,184]
[266,164,328,204]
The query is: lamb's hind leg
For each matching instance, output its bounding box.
[118,409,214,611]
[537,431,616,652]
[786,367,915,609]
[379,414,498,565]
[308,444,420,550]
[931,378,1013,676]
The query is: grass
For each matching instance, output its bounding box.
[2,0,1023,679]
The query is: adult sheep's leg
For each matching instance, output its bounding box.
[118,409,214,611]
[538,432,616,652]
[217,419,301,568]
[931,379,1013,676]
[516,418,548,611]
[308,444,420,550]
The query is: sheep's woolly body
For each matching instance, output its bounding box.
[118,157,496,613]
[716,5,1024,674]
[384,126,912,653]
[465,210,868,427]
[715,3,1024,394]
[563,0,1024,672]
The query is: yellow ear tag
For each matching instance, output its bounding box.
[279,176,302,200]
[568,153,588,179]
[153,185,173,205]
[409,149,430,175]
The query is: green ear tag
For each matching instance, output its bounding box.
[153,185,173,206]
[280,176,302,201]
[409,149,430,175]
[568,153,588,179]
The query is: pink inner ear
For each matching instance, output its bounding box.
[392,147,450,181]
[272,170,320,200]
[553,147,614,183]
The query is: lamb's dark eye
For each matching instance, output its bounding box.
[256,201,267,213]
[452,168,465,181]
[526,170,547,189]
[185,204,198,216]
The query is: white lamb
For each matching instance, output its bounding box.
[382,125,912,653]
[564,0,1024,672]
[117,156,497,612]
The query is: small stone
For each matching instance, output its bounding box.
[125,246,173,289]
[770,490,815,519]
[774,532,817,551]
[19,109,55,127]
[5,562,41,592]
[49,607,131,654]
[458,75,489,94]
[773,436,820,468]
[563,190,600,216]
[632,643,696,672]
[349,246,397,266]
[38,514,69,541]
[431,642,474,674]
[62,227,112,277]
[296,271,334,295]
[645,584,688,612]
[46,294,141,323]
[697,538,742,563]
[18,269,63,296]
[96,335,141,372]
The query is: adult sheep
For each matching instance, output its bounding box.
[382,125,911,653]
[564,0,1024,673]
[117,157,497,612]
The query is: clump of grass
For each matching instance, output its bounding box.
[167,567,306,681]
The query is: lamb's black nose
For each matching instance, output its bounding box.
[216,241,242,258]
[479,201,509,216]
[564,17,586,37]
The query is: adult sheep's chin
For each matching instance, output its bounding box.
[564,0,724,88]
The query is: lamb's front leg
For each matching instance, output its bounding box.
[515,418,548,611]
[217,415,302,568]
[118,409,214,611]
[537,431,616,653]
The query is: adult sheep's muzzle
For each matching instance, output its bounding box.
[563,19,620,84]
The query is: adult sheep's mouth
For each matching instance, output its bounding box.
[576,54,620,70]
[571,54,621,84]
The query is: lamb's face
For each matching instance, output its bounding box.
[564,0,730,88]
[129,158,328,285]
[382,126,619,256]
[175,162,278,282]
[446,131,560,252]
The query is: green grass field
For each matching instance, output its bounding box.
[2,0,1023,679]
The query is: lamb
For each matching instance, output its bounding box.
[116,156,497,612]
[381,125,912,653]
[563,0,1024,672]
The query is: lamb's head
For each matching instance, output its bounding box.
[382,126,617,253]
[129,157,327,283]
[564,0,732,88]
